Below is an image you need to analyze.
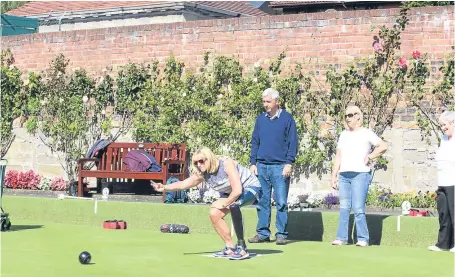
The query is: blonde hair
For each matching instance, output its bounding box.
[439,111,455,125]
[344,105,364,128]
[190,147,220,174]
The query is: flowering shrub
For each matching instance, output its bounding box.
[4,170,19,189]
[287,193,302,209]
[398,57,407,69]
[4,170,71,191]
[306,192,324,208]
[367,185,436,210]
[202,189,220,204]
[38,177,51,191]
[19,170,41,189]
[373,40,383,53]
[379,192,399,209]
[412,50,421,59]
[190,184,436,210]
[271,188,328,209]
[394,190,436,209]
[4,169,41,189]
[187,188,202,203]
[49,177,69,191]
[285,188,307,208]
[378,191,393,202]
[323,193,340,209]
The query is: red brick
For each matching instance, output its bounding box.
[1,6,452,81]
[332,37,346,43]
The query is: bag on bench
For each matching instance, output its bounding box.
[83,139,113,170]
[123,150,162,172]
[86,139,112,159]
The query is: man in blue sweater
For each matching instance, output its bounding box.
[248,88,298,245]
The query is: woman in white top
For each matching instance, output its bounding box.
[331,106,388,247]
[428,111,455,252]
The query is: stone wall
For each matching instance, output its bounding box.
[4,125,441,193]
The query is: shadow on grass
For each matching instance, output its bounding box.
[183,249,283,255]
[286,211,389,245]
[348,214,389,246]
[8,224,44,232]
[287,211,324,241]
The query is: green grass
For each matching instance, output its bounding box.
[1,196,454,277]
[1,196,443,247]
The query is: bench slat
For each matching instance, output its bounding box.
[106,147,113,171]
[114,148,118,170]
[154,149,162,164]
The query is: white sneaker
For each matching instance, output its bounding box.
[450,247,455,253]
[428,245,445,251]
[356,241,369,247]
[331,239,347,246]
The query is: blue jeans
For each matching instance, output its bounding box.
[336,171,372,243]
[256,163,290,239]
[236,186,262,207]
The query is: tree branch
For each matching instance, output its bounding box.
[0,134,16,159]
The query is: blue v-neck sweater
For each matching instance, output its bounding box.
[250,109,298,165]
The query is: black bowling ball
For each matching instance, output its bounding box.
[79,251,91,264]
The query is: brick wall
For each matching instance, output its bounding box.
[3,6,453,78]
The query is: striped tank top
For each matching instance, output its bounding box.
[203,159,261,194]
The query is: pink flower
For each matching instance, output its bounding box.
[412,51,421,59]
[398,57,407,69]
[5,170,19,189]
[50,177,69,191]
[373,41,383,53]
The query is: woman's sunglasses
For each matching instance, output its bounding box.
[345,112,358,119]
[193,159,206,166]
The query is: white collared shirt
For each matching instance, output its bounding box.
[265,108,282,120]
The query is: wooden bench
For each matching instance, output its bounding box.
[77,142,189,200]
